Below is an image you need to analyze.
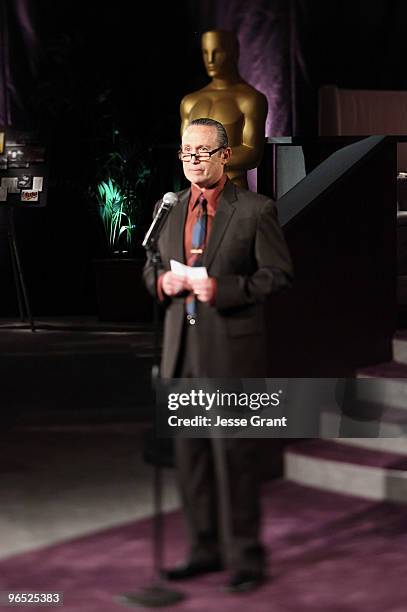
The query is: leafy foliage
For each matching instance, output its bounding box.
[97,178,134,253]
[93,137,152,255]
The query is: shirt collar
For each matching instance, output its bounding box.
[190,175,228,212]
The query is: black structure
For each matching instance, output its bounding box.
[260,136,397,376]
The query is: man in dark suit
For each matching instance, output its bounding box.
[144,118,292,592]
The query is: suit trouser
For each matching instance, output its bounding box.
[174,321,265,573]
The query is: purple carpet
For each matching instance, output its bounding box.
[1,481,407,612]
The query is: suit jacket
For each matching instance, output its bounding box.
[143,179,293,377]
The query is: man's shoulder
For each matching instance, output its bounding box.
[225,181,274,210]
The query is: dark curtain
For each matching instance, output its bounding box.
[302,0,407,91]
[4,1,407,135]
[214,0,295,135]
[0,0,41,127]
[0,1,204,316]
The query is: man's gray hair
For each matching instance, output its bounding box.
[187,118,229,149]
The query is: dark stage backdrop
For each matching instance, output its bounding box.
[0,1,206,316]
[3,1,407,139]
[1,0,407,316]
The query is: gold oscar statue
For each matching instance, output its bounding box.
[180,30,268,189]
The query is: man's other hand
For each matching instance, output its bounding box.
[189,278,216,303]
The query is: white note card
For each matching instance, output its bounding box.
[170,259,208,280]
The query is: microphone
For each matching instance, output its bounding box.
[142,192,178,249]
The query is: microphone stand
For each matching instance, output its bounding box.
[120,238,185,607]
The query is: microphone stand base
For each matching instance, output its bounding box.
[118,584,186,607]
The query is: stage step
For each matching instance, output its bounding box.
[320,406,407,438]
[356,360,407,409]
[284,330,407,502]
[335,437,407,454]
[285,439,407,503]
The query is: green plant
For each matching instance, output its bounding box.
[93,136,152,256]
[97,178,135,253]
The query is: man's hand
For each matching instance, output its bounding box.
[189,277,216,303]
[161,271,190,296]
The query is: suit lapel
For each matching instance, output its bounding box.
[203,180,237,270]
[167,188,190,264]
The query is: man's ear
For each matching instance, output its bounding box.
[222,147,232,163]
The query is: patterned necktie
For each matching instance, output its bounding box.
[186,193,207,324]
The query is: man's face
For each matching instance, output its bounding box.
[181,125,231,188]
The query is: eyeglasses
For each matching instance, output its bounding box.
[178,146,224,162]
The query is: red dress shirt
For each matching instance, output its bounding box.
[159,175,227,302]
